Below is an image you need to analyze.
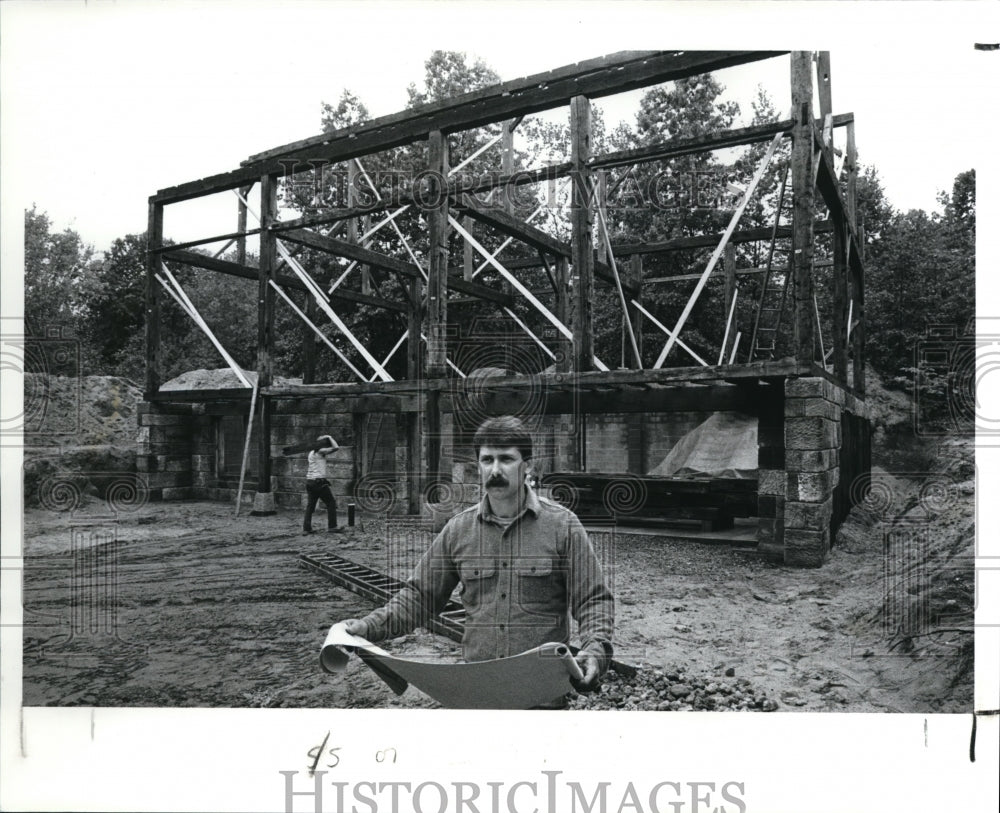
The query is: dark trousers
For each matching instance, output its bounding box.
[304,479,337,531]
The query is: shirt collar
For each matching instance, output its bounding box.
[477,486,541,523]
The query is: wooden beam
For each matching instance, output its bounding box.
[150,228,263,254]
[155,52,786,204]
[455,193,569,258]
[145,201,164,398]
[281,226,515,307]
[591,119,793,171]
[570,95,595,372]
[790,51,816,363]
[614,219,836,256]
[161,249,407,313]
[463,382,761,416]
[252,52,785,162]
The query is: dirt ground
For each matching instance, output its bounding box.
[20,467,973,712]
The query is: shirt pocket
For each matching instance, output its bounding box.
[458,561,496,610]
[514,557,560,614]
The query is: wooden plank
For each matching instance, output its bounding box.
[155,52,786,204]
[570,95,595,372]
[426,131,450,379]
[145,201,164,398]
[790,51,816,364]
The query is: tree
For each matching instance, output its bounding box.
[23,206,96,337]
[81,233,147,373]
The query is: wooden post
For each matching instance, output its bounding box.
[301,293,317,384]
[626,254,644,369]
[790,52,816,364]
[425,130,450,493]
[407,273,423,513]
[723,243,737,363]
[255,173,278,505]
[832,217,849,384]
[853,222,866,395]
[347,160,372,295]
[846,121,858,232]
[426,130,450,378]
[144,199,163,398]
[555,256,572,373]
[815,52,832,121]
[236,185,251,267]
[570,95,595,372]
[501,119,516,371]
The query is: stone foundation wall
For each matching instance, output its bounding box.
[780,377,868,567]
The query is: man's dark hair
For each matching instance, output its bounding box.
[473,416,532,461]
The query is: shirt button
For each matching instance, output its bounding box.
[502,562,508,568]
[500,593,507,599]
[499,624,505,631]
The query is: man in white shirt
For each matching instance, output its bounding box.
[304,434,341,534]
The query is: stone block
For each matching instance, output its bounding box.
[785,496,833,529]
[789,469,839,502]
[784,399,840,420]
[785,417,838,450]
[784,449,837,472]
[161,487,190,501]
[785,377,826,398]
[784,528,830,567]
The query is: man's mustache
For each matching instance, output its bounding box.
[485,474,509,487]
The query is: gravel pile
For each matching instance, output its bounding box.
[568,664,780,712]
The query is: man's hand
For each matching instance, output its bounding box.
[342,619,367,637]
[571,650,600,693]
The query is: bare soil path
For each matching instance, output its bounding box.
[20,493,971,712]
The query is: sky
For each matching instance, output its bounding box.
[2,0,998,253]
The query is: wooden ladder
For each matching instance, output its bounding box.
[748,164,794,361]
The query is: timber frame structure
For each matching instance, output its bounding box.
[142,51,870,567]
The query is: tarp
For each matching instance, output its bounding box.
[649,411,758,479]
[321,623,582,709]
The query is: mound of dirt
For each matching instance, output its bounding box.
[838,434,975,699]
[24,446,139,509]
[24,374,142,448]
